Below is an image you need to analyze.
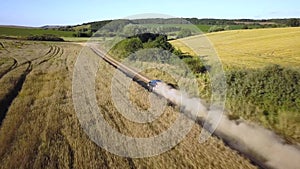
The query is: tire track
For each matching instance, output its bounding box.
[38,45,56,65]
[0,57,17,79]
[0,61,32,126]
[38,45,63,65]
[67,142,75,169]
[0,44,63,126]
[0,42,4,49]
[0,42,9,52]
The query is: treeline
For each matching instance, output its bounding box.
[110,33,174,59]
[44,18,299,37]
[110,33,207,73]
[206,24,283,33]
[186,18,300,26]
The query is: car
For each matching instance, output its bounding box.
[147,80,162,92]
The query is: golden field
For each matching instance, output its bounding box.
[170,27,300,69]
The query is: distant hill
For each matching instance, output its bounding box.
[0,25,36,28]
[0,18,299,39]
[40,25,63,29]
[68,18,299,34]
[0,26,74,38]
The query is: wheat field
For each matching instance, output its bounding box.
[170,27,300,69]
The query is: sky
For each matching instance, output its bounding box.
[0,0,299,27]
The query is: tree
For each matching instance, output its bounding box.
[242,25,249,29]
[110,38,143,58]
[288,18,300,27]
[177,29,192,38]
[208,26,225,33]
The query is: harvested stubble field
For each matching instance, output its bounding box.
[0,40,258,168]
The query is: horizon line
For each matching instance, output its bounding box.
[1,17,299,28]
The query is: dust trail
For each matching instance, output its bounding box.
[154,82,300,169]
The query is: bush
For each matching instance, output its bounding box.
[143,34,174,52]
[177,29,192,38]
[72,31,92,37]
[130,33,161,43]
[27,34,64,41]
[226,65,300,112]
[242,25,249,29]
[208,26,225,33]
[182,57,207,74]
[110,37,143,59]
[288,18,300,27]
[225,65,300,141]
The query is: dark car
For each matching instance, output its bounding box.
[147,80,162,92]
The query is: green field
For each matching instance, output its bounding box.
[0,26,74,37]
[195,24,275,33]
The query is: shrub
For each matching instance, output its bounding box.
[182,57,207,74]
[177,29,192,38]
[226,65,300,112]
[110,37,143,58]
[72,31,92,37]
[288,18,300,27]
[208,26,225,33]
[27,34,64,41]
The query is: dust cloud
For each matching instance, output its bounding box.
[154,82,300,169]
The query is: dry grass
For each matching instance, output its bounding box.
[170,27,300,69]
[0,40,257,168]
